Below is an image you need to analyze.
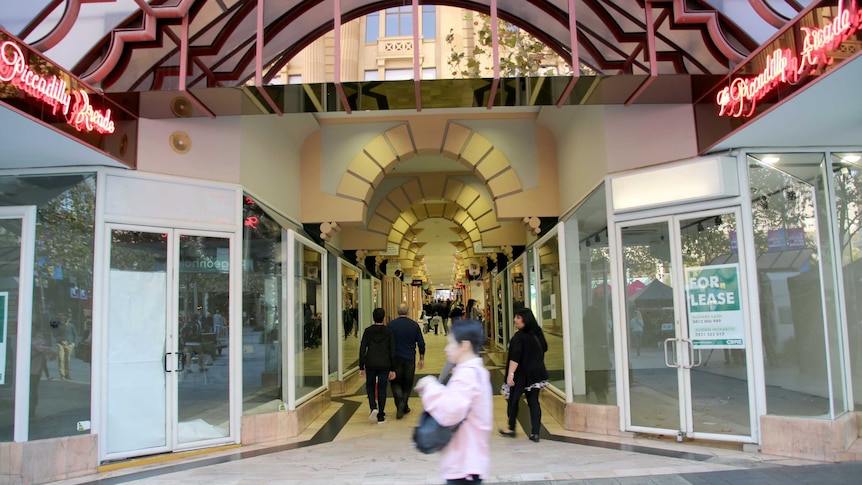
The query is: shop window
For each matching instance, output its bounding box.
[364,70,379,81]
[0,174,96,442]
[562,185,614,405]
[536,234,564,393]
[241,196,285,415]
[421,68,436,80]
[340,262,362,376]
[294,238,325,403]
[748,153,845,417]
[830,152,862,411]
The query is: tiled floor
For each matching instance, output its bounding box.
[50,331,862,484]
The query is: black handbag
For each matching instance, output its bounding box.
[413,409,460,454]
[412,361,473,454]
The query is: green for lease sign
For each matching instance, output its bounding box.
[685,264,745,349]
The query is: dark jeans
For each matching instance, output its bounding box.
[391,358,416,412]
[447,477,481,484]
[365,369,389,419]
[507,387,542,435]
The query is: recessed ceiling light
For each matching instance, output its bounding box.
[843,155,861,163]
[762,156,780,164]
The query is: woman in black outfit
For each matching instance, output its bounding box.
[499,307,549,442]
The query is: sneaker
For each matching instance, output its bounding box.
[369,408,378,423]
[377,417,387,424]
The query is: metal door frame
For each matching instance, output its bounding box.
[612,206,759,443]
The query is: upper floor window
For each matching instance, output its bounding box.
[366,11,380,42]
[386,6,412,37]
[422,6,436,40]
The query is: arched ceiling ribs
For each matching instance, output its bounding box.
[9,0,780,91]
[75,0,196,85]
[30,0,80,53]
[336,122,523,221]
[749,0,796,28]
[369,180,499,240]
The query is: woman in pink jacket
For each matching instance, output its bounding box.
[415,319,493,484]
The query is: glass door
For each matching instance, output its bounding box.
[175,232,232,448]
[618,208,755,441]
[104,227,170,458]
[104,227,234,460]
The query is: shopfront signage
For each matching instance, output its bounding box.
[685,264,745,349]
[0,293,7,385]
[716,6,862,118]
[0,40,115,134]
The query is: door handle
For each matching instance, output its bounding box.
[165,352,172,373]
[679,338,703,368]
[663,338,680,368]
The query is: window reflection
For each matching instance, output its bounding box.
[2,174,96,442]
[295,243,324,402]
[563,185,614,405]
[341,262,361,375]
[241,197,284,415]
[834,153,862,411]
[748,154,839,417]
[537,236,564,392]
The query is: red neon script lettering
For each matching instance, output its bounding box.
[0,41,70,116]
[716,48,797,118]
[0,40,116,134]
[798,8,857,75]
[68,90,115,134]
[716,8,862,118]
[244,216,259,229]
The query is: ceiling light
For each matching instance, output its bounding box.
[843,155,861,163]
[761,156,780,164]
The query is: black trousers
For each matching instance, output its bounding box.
[364,369,389,418]
[507,387,542,435]
[391,358,416,412]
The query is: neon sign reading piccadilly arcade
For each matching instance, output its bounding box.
[716,6,862,118]
[0,40,115,134]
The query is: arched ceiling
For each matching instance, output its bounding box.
[4,0,814,92]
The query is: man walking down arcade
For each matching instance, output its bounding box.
[388,303,425,420]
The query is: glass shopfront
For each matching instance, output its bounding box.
[288,231,327,406]
[338,260,363,377]
[561,186,614,405]
[241,196,285,416]
[535,232,565,394]
[747,152,853,418]
[0,174,94,443]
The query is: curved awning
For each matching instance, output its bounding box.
[2,0,814,93]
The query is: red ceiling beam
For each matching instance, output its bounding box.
[625,0,658,106]
[556,0,580,107]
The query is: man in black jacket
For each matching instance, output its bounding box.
[359,307,396,424]
[388,303,426,419]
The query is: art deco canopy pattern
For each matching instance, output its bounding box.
[5,0,814,92]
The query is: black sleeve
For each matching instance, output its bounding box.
[359,331,368,370]
[509,332,524,364]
